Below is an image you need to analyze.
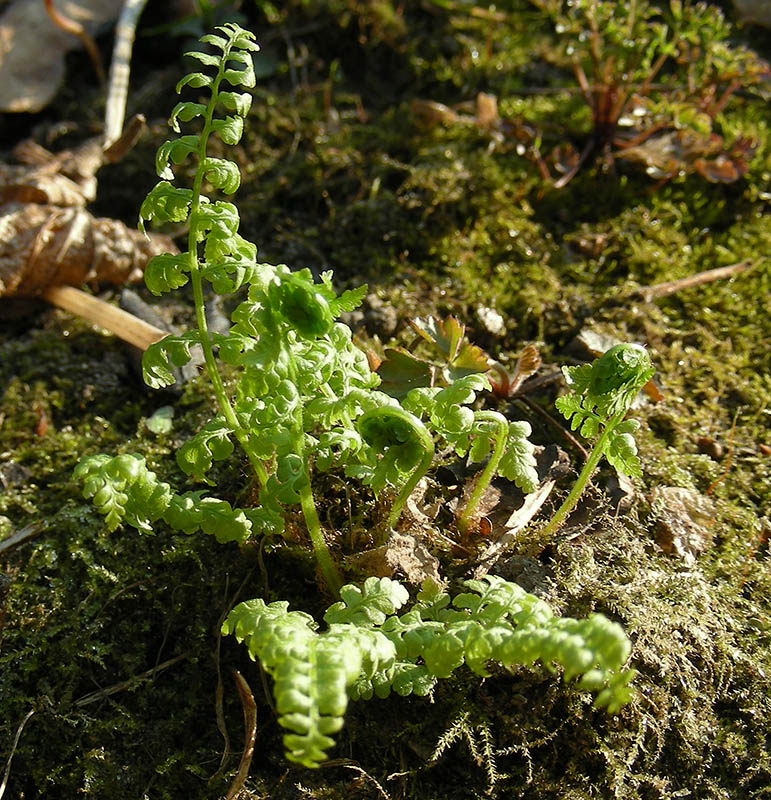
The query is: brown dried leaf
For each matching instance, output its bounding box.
[475,93,499,130]
[0,136,172,298]
[615,130,754,184]
[0,0,125,113]
[650,486,715,561]
[0,203,173,297]
[346,531,444,588]
[489,344,541,397]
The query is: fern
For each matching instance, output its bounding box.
[223,575,635,768]
[536,343,655,548]
[71,25,651,774]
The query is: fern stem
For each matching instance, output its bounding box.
[285,342,342,595]
[187,41,268,487]
[456,410,508,534]
[298,477,342,597]
[532,410,624,550]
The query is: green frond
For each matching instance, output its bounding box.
[176,418,235,480]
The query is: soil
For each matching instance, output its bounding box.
[1,3,770,799]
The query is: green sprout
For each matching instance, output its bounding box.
[532,343,655,550]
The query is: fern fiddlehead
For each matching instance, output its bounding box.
[534,343,655,549]
[357,406,436,531]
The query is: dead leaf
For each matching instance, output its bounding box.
[0,137,174,298]
[615,130,755,184]
[0,202,172,297]
[346,531,444,588]
[475,92,499,130]
[650,486,715,561]
[488,344,541,397]
[0,0,125,113]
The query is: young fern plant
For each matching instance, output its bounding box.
[223,574,635,768]
[532,343,655,550]
[73,23,539,593]
[73,25,640,773]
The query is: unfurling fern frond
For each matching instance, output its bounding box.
[224,575,634,768]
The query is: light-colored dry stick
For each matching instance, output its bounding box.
[104,0,151,148]
[0,708,36,800]
[0,522,46,556]
[224,671,257,800]
[43,285,168,350]
[634,259,756,302]
[74,653,188,707]
[103,113,146,164]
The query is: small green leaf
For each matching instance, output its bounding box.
[377,348,435,399]
[156,135,200,178]
[218,90,253,117]
[175,72,213,93]
[199,33,228,50]
[223,57,256,88]
[201,157,241,193]
[138,182,193,231]
[410,316,465,362]
[142,332,201,388]
[211,116,244,145]
[146,406,175,435]
[144,252,191,295]
[198,498,252,543]
[330,284,368,315]
[184,50,220,67]
[223,25,260,51]
[197,201,241,259]
[169,101,206,132]
[177,418,235,480]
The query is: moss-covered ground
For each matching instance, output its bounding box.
[1,2,769,798]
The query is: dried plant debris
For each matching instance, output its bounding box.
[0,0,124,113]
[615,131,757,184]
[650,486,715,561]
[0,138,173,297]
[346,530,444,588]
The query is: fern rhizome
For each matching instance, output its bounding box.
[75,24,647,770]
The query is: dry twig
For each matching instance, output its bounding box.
[224,672,257,800]
[632,259,756,302]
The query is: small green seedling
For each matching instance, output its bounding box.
[74,24,642,773]
[532,343,655,550]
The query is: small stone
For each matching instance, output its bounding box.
[476,305,506,336]
[0,461,31,490]
[697,436,724,460]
